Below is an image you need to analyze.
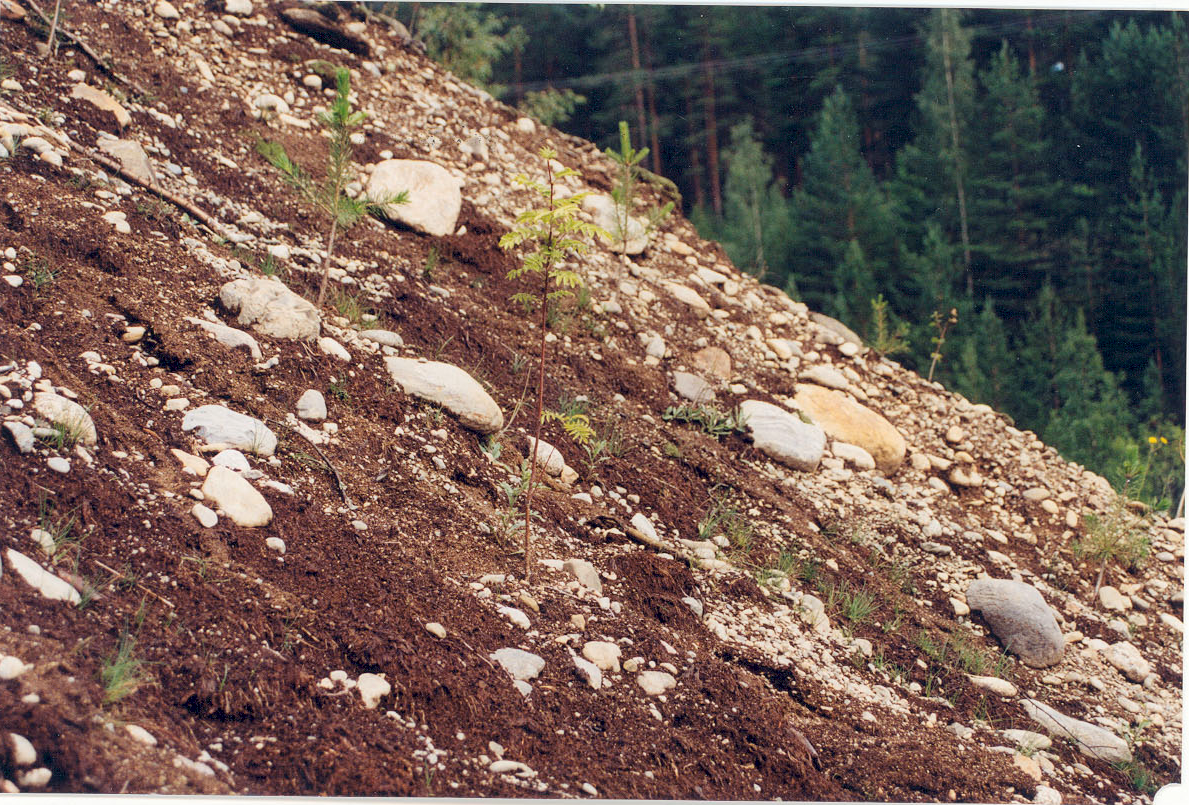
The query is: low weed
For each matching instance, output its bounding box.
[332,289,367,326]
[423,245,440,281]
[23,254,57,293]
[100,631,150,704]
[663,404,747,439]
[841,585,877,625]
[1113,760,1158,795]
[698,492,754,557]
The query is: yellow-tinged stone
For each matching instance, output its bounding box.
[792,384,906,473]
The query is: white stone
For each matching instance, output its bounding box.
[1098,585,1130,611]
[359,329,403,348]
[190,503,218,528]
[673,371,715,403]
[832,441,875,470]
[219,277,320,341]
[296,389,327,421]
[1102,641,1150,682]
[182,405,277,456]
[662,282,711,317]
[224,0,253,15]
[0,656,32,680]
[384,358,503,434]
[515,117,536,134]
[125,725,158,746]
[154,1,180,20]
[426,622,447,638]
[583,194,647,254]
[3,421,35,453]
[357,673,391,709]
[212,449,251,472]
[636,671,676,696]
[318,336,351,362]
[32,392,97,445]
[8,733,35,765]
[563,558,603,594]
[490,648,545,681]
[17,768,51,789]
[46,456,70,474]
[968,674,1018,697]
[738,399,826,472]
[170,448,210,477]
[200,466,273,527]
[367,160,462,237]
[527,436,564,476]
[1033,785,1062,805]
[572,654,602,690]
[498,606,531,629]
[801,365,849,390]
[266,537,286,554]
[581,641,622,672]
[1020,698,1130,764]
[185,317,262,360]
[5,548,80,603]
[966,578,1064,667]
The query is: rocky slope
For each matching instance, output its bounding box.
[0,1,1183,801]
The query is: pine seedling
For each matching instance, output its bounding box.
[927,307,958,382]
[869,294,909,358]
[499,147,607,580]
[605,121,673,256]
[256,68,409,309]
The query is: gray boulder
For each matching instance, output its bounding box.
[966,578,1064,667]
[219,277,320,341]
[383,358,503,434]
[738,399,825,472]
[367,160,460,237]
[1020,698,1131,764]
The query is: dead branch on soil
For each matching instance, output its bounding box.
[91,558,175,609]
[278,421,355,508]
[64,140,231,240]
[18,0,150,96]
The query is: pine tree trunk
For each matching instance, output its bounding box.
[702,33,723,216]
[627,11,648,154]
[685,83,706,210]
[941,15,973,296]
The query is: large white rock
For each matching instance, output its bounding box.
[296,389,327,421]
[1020,698,1131,764]
[367,160,461,237]
[185,317,262,360]
[98,138,155,184]
[582,641,621,672]
[383,358,503,434]
[636,670,676,696]
[5,549,80,603]
[219,277,320,341]
[356,673,391,709]
[490,648,545,681]
[200,466,272,527]
[182,405,277,456]
[738,399,826,472]
[32,392,97,445]
[966,578,1064,668]
[582,194,646,254]
[792,384,906,474]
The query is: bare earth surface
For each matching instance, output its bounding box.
[0,1,1182,801]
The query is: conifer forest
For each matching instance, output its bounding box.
[383,3,1187,511]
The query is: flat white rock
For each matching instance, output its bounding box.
[185,317,262,360]
[182,405,277,456]
[490,648,545,681]
[563,558,603,594]
[582,641,621,672]
[738,399,826,472]
[200,466,272,527]
[296,389,327,421]
[384,358,503,434]
[636,670,676,696]
[5,548,80,603]
[219,277,320,341]
[367,160,462,237]
[32,392,97,445]
[1020,698,1130,764]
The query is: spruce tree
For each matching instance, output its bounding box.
[719,118,789,280]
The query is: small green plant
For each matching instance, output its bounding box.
[328,380,350,403]
[927,307,958,383]
[100,631,149,704]
[1113,759,1158,795]
[480,434,503,461]
[604,121,674,256]
[582,418,625,478]
[868,294,909,358]
[499,146,606,580]
[23,255,57,293]
[423,245,440,281]
[698,491,754,557]
[662,404,747,439]
[259,253,283,277]
[256,67,409,309]
[662,441,682,460]
[1076,502,1150,601]
[841,585,877,625]
[35,494,82,563]
[332,289,366,326]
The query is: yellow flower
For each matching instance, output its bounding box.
[1160,437,1168,444]
[1148,436,1158,444]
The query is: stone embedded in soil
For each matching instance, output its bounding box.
[70,83,131,129]
[425,622,446,638]
[185,317,263,360]
[672,371,715,404]
[572,654,602,690]
[1020,698,1131,765]
[200,466,273,527]
[563,558,603,594]
[0,655,33,679]
[1097,585,1130,611]
[808,311,862,347]
[498,606,531,629]
[1033,785,1062,805]
[170,448,210,477]
[265,537,286,554]
[490,648,545,681]
[46,456,70,474]
[99,138,156,186]
[357,673,391,709]
[318,336,351,362]
[1001,729,1051,753]
[5,548,80,603]
[1102,641,1150,682]
[801,365,849,391]
[383,358,503,434]
[219,277,320,341]
[125,725,158,746]
[636,671,676,696]
[791,385,905,474]
[691,346,732,380]
[527,436,564,476]
[296,389,327,421]
[662,282,712,317]
[367,160,462,237]
[9,732,36,765]
[191,503,218,528]
[738,399,826,472]
[832,441,876,470]
[182,405,277,457]
[3,421,35,453]
[581,641,621,672]
[968,674,1018,698]
[358,329,403,348]
[966,578,1064,668]
[583,194,647,254]
[32,392,98,445]
[212,449,251,472]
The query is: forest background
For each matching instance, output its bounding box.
[378,2,1187,512]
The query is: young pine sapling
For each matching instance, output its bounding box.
[256,68,408,309]
[605,121,673,256]
[499,147,605,580]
